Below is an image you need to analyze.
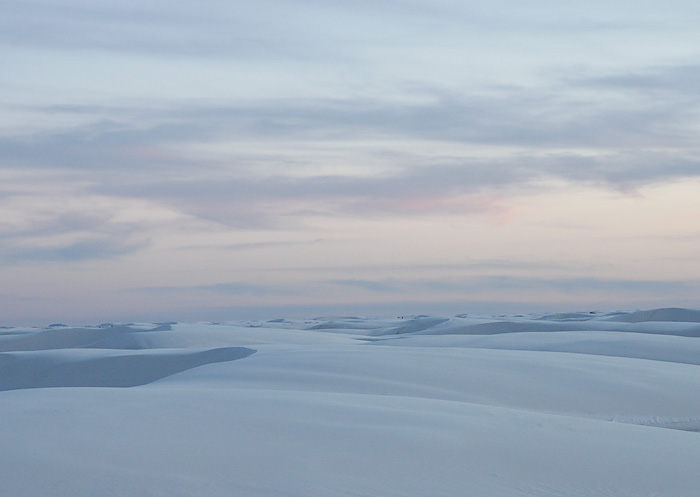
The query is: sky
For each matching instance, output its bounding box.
[2,0,700,325]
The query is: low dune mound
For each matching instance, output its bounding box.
[381,316,451,335]
[605,308,700,323]
[414,320,585,336]
[0,324,171,352]
[536,312,598,321]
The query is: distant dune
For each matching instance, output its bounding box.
[603,307,700,323]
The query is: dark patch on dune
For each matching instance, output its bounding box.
[0,347,256,391]
[536,312,598,321]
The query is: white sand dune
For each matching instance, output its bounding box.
[3,308,700,496]
[604,307,700,323]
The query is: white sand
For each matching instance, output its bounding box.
[2,308,700,496]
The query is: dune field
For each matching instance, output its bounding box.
[3,308,700,496]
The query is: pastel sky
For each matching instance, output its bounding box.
[2,0,700,325]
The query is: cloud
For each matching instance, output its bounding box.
[572,64,700,97]
[8,57,700,146]
[86,147,696,229]
[6,64,699,162]
[0,188,188,264]
[133,281,293,297]
[3,116,698,233]
[0,118,208,173]
[0,2,285,59]
[3,47,700,236]
[1,0,453,62]
[180,239,326,252]
[326,276,700,297]
[329,279,398,293]
[1,237,148,263]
